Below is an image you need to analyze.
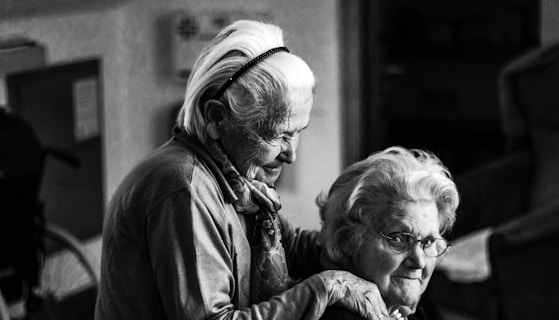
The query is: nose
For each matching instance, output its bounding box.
[279,136,298,164]
[405,241,427,269]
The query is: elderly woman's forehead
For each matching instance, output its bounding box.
[370,199,438,219]
[271,87,312,117]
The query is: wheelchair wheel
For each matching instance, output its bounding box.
[31,223,99,320]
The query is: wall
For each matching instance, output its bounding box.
[0,0,342,234]
[542,0,559,43]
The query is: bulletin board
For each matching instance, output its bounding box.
[6,58,103,240]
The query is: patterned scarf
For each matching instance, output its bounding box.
[204,139,292,303]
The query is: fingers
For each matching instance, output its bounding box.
[365,309,402,320]
[346,277,388,320]
[319,270,391,320]
[388,309,404,320]
[362,289,388,320]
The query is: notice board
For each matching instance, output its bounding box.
[6,58,103,240]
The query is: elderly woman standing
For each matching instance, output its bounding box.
[319,147,459,320]
[95,20,391,320]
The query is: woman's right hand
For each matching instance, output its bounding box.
[318,270,401,320]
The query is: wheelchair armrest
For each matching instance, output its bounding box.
[451,150,533,239]
[491,200,559,246]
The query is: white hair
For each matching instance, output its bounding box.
[318,146,459,264]
[176,20,316,143]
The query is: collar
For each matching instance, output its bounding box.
[171,125,239,205]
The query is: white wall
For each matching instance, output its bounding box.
[0,0,341,232]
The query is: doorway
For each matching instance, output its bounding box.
[341,0,540,174]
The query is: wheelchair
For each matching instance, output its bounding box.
[1,113,99,320]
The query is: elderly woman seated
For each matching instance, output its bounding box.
[318,146,459,320]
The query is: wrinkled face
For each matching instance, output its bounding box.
[351,201,440,315]
[220,86,313,186]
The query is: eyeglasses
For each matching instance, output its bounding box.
[377,231,450,257]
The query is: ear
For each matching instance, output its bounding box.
[203,99,226,140]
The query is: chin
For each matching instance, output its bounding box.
[386,289,421,312]
[262,175,279,187]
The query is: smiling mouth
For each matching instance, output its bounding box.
[264,166,282,174]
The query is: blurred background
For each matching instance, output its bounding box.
[1,0,558,319]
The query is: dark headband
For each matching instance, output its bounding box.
[212,46,290,100]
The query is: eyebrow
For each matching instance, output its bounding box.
[296,122,310,133]
[276,118,310,136]
[289,125,308,136]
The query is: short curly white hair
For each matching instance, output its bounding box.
[318,146,459,264]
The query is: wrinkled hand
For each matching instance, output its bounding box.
[318,270,400,320]
[437,228,492,283]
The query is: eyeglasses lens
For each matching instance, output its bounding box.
[382,232,448,257]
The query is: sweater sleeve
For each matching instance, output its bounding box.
[147,189,329,320]
[279,214,324,280]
